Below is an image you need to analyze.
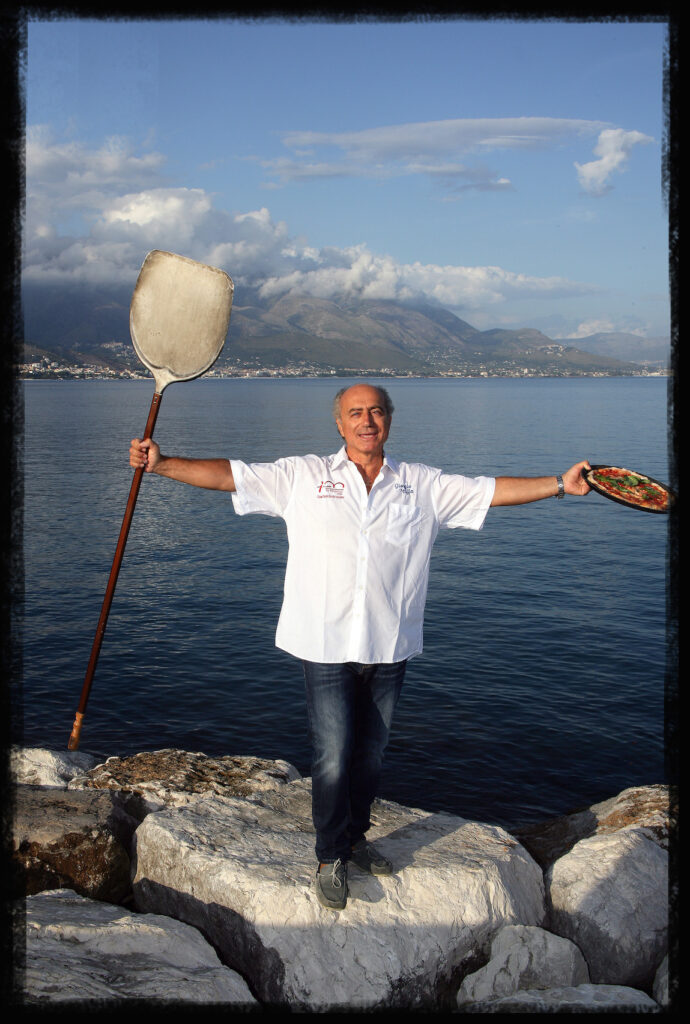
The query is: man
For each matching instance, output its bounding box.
[129,383,591,911]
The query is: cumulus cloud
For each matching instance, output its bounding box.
[26,125,166,188]
[566,317,618,337]
[26,126,167,221]
[260,116,610,191]
[575,128,654,196]
[256,247,591,310]
[564,317,649,339]
[24,186,217,286]
[23,128,595,313]
[24,126,173,283]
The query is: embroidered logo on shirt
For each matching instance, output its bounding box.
[395,483,414,495]
[317,480,345,498]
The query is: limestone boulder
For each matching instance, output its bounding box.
[467,983,660,1012]
[132,778,546,1011]
[11,745,99,787]
[68,747,302,821]
[513,784,670,870]
[653,954,669,1008]
[22,888,257,1005]
[12,785,138,903]
[456,924,589,1006]
[546,827,667,992]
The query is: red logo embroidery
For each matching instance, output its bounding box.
[317,480,345,498]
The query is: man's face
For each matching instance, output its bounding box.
[336,385,392,460]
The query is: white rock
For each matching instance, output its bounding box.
[513,784,670,869]
[23,889,257,1005]
[132,779,545,1011]
[585,785,670,849]
[653,954,669,1007]
[456,923,589,1005]
[13,785,136,902]
[469,983,660,1011]
[11,746,99,787]
[547,827,667,991]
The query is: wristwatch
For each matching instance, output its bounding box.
[556,474,565,499]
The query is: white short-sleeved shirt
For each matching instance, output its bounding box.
[231,446,495,664]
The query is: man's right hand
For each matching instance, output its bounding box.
[130,437,160,473]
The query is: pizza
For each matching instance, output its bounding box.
[582,465,672,513]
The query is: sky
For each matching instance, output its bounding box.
[23,15,671,340]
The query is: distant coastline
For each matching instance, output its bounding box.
[17,364,669,382]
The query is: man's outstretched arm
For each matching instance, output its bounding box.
[491,460,591,506]
[129,438,236,492]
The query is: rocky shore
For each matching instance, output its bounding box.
[10,746,672,1011]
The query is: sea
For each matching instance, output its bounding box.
[17,375,673,829]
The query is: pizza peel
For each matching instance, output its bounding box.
[68,250,234,750]
[581,464,675,514]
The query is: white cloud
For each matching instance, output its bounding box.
[26,125,167,209]
[257,247,591,310]
[564,317,649,339]
[24,125,171,277]
[22,129,597,313]
[567,317,618,337]
[575,128,654,196]
[261,116,611,190]
[280,116,607,161]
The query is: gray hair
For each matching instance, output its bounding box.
[332,385,394,422]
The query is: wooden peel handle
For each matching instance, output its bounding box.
[68,392,162,750]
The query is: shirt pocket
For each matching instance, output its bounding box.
[385,502,426,546]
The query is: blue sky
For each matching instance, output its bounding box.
[24,16,670,339]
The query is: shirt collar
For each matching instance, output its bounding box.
[383,453,400,475]
[330,445,400,475]
[330,446,350,469]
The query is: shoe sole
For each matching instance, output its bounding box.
[315,891,347,910]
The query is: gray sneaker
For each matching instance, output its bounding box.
[314,858,348,910]
[349,839,393,875]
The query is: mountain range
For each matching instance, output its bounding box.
[21,282,670,375]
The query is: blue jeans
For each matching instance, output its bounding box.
[302,659,407,864]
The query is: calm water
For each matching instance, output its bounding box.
[17,377,672,828]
